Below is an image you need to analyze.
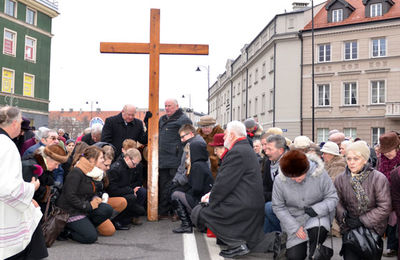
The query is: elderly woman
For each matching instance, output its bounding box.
[321,141,346,182]
[334,141,391,259]
[272,150,338,260]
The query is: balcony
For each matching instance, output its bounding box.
[385,102,400,119]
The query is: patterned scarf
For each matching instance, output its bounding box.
[349,165,371,214]
[379,150,400,183]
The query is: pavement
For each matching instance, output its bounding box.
[47,218,394,260]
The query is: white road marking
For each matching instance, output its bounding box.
[204,233,225,260]
[183,233,200,260]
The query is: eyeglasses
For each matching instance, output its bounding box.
[129,158,138,168]
[180,132,190,139]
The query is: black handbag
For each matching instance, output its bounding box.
[312,219,334,260]
[341,226,383,260]
[41,194,70,247]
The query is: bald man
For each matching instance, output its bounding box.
[102,105,150,158]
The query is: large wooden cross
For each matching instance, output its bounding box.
[100,9,208,221]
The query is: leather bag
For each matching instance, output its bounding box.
[341,226,383,260]
[41,194,69,247]
[312,218,333,260]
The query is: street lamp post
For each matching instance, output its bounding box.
[311,0,315,142]
[86,101,98,120]
[196,65,210,114]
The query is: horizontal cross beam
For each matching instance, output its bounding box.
[100,42,209,55]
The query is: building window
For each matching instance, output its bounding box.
[248,100,252,116]
[262,62,266,78]
[371,80,385,104]
[25,36,37,62]
[26,8,36,25]
[318,44,331,62]
[1,68,15,94]
[23,73,35,97]
[233,108,235,120]
[317,128,330,143]
[372,127,385,145]
[262,93,266,113]
[269,56,274,71]
[344,41,357,60]
[5,0,16,17]
[332,9,343,22]
[3,29,17,56]
[371,3,382,17]
[317,84,330,106]
[372,38,386,57]
[288,18,295,29]
[344,128,357,140]
[237,106,240,120]
[344,82,357,105]
[255,69,258,84]
[249,73,252,87]
[269,90,274,110]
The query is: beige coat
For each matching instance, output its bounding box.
[325,155,346,181]
[197,125,224,179]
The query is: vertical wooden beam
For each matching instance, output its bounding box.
[147,9,160,221]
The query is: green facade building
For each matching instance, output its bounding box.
[0,0,58,127]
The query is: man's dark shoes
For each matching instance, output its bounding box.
[171,213,179,222]
[173,225,192,233]
[113,221,131,230]
[219,244,250,258]
[132,217,143,226]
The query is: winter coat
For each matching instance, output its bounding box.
[334,166,391,236]
[272,154,338,249]
[173,135,207,186]
[197,125,224,179]
[57,158,97,217]
[81,133,96,145]
[185,141,214,207]
[324,155,346,182]
[261,157,274,202]
[391,166,400,221]
[22,154,55,205]
[101,112,147,158]
[0,128,42,259]
[158,109,192,169]
[106,156,143,197]
[194,138,265,249]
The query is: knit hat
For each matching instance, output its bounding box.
[244,118,256,129]
[21,117,31,130]
[280,150,310,178]
[198,115,216,127]
[293,136,312,149]
[379,132,400,154]
[321,141,340,156]
[66,139,75,145]
[44,144,68,163]
[209,133,225,147]
[346,141,370,161]
[266,127,283,136]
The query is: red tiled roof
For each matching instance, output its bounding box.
[49,109,166,123]
[304,0,400,30]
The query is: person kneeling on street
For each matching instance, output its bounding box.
[272,150,338,260]
[171,141,214,233]
[57,146,113,244]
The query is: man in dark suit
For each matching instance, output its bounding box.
[101,105,149,159]
[191,121,265,258]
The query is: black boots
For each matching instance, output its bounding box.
[172,200,193,233]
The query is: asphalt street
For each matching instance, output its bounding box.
[47,218,393,260]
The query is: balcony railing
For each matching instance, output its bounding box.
[385,102,400,119]
[35,0,58,11]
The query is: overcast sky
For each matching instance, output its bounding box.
[49,0,324,114]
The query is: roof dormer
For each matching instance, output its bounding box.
[363,0,395,18]
[325,0,356,23]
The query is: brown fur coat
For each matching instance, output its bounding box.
[197,125,224,179]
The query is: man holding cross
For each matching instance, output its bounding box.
[158,99,192,219]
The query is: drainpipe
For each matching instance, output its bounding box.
[230,80,233,121]
[273,42,276,127]
[245,67,249,119]
[299,31,304,135]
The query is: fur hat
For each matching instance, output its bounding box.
[198,115,216,127]
[44,144,68,163]
[346,141,370,161]
[379,132,400,154]
[244,118,256,129]
[280,150,310,178]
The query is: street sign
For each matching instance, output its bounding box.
[90,117,104,127]
[282,129,288,132]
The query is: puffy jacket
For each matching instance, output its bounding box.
[158,109,192,169]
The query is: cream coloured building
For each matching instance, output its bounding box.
[302,0,400,145]
[208,3,323,139]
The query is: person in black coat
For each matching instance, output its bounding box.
[171,140,214,233]
[191,121,265,258]
[158,99,192,218]
[106,148,146,229]
[81,124,103,145]
[101,105,149,159]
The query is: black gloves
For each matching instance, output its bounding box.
[143,111,153,129]
[345,216,363,229]
[304,206,318,217]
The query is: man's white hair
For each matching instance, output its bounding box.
[91,123,103,134]
[226,121,246,137]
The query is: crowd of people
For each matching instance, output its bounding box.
[1,101,400,260]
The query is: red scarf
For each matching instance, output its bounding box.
[220,137,247,161]
[379,150,400,183]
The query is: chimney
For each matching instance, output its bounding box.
[292,2,309,11]
[69,108,73,112]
